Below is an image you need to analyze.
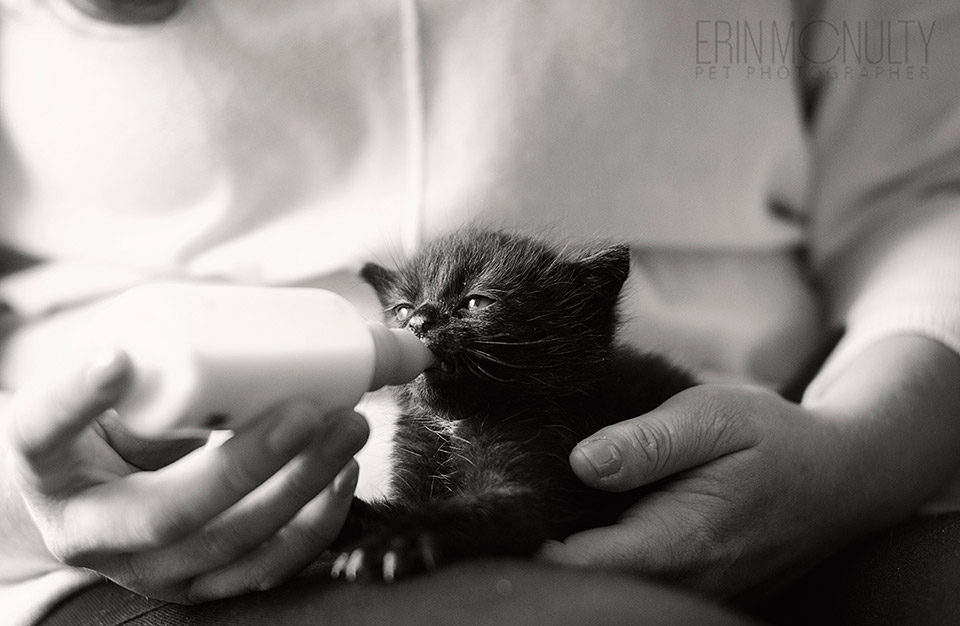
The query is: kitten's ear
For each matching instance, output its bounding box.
[571,245,631,303]
[361,263,399,300]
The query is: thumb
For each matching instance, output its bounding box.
[569,387,758,491]
[8,349,132,463]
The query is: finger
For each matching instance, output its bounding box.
[538,518,671,574]
[9,349,132,462]
[539,490,721,583]
[95,410,207,471]
[186,459,360,602]
[569,386,762,491]
[62,400,351,555]
[133,410,367,581]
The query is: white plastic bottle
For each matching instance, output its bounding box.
[88,282,435,437]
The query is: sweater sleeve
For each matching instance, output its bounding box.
[803,0,960,399]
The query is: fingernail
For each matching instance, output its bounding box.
[576,439,622,478]
[85,349,126,389]
[329,411,370,452]
[333,461,359,497]
[267,402,315,454]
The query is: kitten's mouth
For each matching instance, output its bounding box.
[418,339,457,379]
[424,357,456,377]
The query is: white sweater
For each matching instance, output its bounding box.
[1,0,959,623]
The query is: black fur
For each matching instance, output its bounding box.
[330,229,696,581]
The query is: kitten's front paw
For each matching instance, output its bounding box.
[330,529,443,583]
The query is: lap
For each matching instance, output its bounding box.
[40,558,753,626]
[43,513,960,626]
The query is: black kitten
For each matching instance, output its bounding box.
[329,229,695,582]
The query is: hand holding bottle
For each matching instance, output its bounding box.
[4,349,369,603]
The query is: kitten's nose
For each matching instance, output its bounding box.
[406,305,438,337]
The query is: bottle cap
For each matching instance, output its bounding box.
[367,322,437,390]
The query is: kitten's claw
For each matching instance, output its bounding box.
[382,551,398,584]
[330,552,350,579]
[345,549,365,582]
[332,529,445,583]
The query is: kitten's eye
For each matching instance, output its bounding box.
[65,0,184,25]
[393,304,413,321]
[465,295,496,310]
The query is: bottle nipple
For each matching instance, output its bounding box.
[367,322,437,390]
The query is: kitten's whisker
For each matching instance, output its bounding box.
[461,355,518,384]
[476,337,555,347]
[463,347,528,369]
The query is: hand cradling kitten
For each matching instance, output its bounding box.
[327,229,695,583]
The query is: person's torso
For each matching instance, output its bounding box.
[0,0,818,387]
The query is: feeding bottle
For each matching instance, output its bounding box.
[89,282,435,436]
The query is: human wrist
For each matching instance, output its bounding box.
[804,334,960,526]
[805,333,960,412]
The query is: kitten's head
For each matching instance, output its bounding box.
[362,229,630,413]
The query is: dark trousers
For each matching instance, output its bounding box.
[762,512,960,626]
[41,514,960,626]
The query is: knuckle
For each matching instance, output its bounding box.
[690,386,761,451]
[111,560,167,596]
[628,416,674,474]
[112,562,146,590]
[282,471,324,504]
[724,390,767,442]
[195,526,241,560]
[245,563,281,592]
[111,558,193,602]
[183,585,212,605]
[179,594,203,606]
[124,570,163,596]
[219,449,265,494]
[647,511,727,583]
[46,518,100,567]
[669,495,743,581]
[134,506,194,547]
[692,527,741,586]
[698,397,734,447]
[47,538,88,568]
